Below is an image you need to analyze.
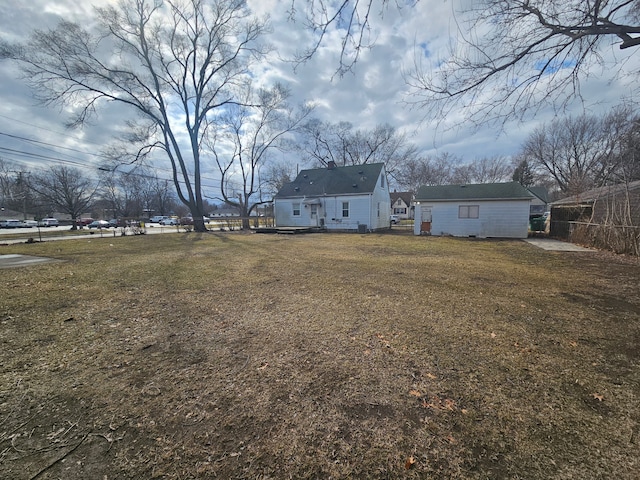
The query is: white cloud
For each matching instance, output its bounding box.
[0,0,638,194]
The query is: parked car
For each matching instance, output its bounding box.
[108,218,125,228]
[21,220,38,228]
[39,217,59,227]
[149,215,169,223]
[88,220,110,229]
[159,217,179,225]
[390,214,400,224]
[180,217,194,225]
[3,219,22,228]
[76,218,94,226]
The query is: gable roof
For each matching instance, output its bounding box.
[415,182,535,202]
[390,191,413,205]
[552,180,640,206]
[527,186,550,203]
[276,163,385,198]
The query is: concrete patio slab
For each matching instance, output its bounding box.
[523,238,591,252]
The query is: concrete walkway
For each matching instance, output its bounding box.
[523,238,591,252]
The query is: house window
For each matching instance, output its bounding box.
[459,205,479,219]
[380,175,385,188]
[394,207,407,215]
[293,203,301,216]
[377,202,380,218]
[342,201,349,217]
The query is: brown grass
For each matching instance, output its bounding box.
[1,231,639,479]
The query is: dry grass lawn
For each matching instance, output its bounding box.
[1,231,639,479]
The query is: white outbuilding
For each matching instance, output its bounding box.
[413,182,534,238]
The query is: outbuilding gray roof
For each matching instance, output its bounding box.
[276,163,384,198]
[415,182,535,201]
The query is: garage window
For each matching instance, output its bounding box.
[459,205,479,219]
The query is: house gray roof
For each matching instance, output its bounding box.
[528,186,550,203]
[390,191,413,206]
[275,163,385,198]
[552,180,640,205]
[415,182,535,201]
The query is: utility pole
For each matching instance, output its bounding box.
[11,170,29,220]
[19,172,26,220]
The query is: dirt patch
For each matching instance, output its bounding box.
[1,233,639,478]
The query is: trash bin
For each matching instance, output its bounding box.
[530,217,545,232]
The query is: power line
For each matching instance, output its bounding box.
[0,131,113,160]
[0,135,241,190]
[0,117,249,190]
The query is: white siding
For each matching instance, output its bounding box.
[414,200,530,238]
[369,175,391,230]
[274,199,307,227]
[275,194,376,230]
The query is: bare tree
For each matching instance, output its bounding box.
[289,0,396,76]
[0,163,38,219]
[0,159,15,212]
[30,166,98,228]
[598,106,640,183]
[3,0,270,232]
[261,160,295,198]
[209,83,313,229]
[407,0,640,126]
[148,175,177,217]
[512,157,537,187]
[615,120,640,182]
[296,119,352,166]
[520,109,637,194]
[467,156,513,184]
[291,1,640,124]
[297,120,419,181]
[396,152,462,191]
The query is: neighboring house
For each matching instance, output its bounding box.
[210,207,241,217]
[274,162,391,232]
[550,180,640,238]
[527,186,550,217]
[413,182,534,238]
[390,191,414,220]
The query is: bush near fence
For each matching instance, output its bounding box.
[569,221,640,256]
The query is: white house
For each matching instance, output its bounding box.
[390,191,414,220]
[413,182,534,238]
[274,162,391,232]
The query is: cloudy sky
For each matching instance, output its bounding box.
[0,0,637,197]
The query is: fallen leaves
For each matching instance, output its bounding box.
[410,392,459,413]
[422,397,456,412]
[592,393,604,402]
[405,455,416,469]
[375,333,391,348]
